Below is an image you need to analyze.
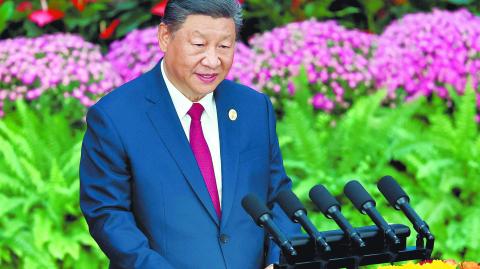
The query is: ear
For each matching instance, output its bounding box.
[157,23,171,53]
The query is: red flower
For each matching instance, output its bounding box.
[237,0,244,4]
[291,0,302,11]
[151,0,168,17]
[419,260,433,265]
[72,0,86,12]
[393,0,408,5]
[99,18,121,40]
[16,1,33,12]
[28,9,64,27]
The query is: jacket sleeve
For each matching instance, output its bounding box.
[262,94,303,266]
[79,105,175,269]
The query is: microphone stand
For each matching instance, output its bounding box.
[274,224,435,269]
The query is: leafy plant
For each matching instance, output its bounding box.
[278,69,480,260]
[243,0,361,34]
[0,0,162,48]
[0,100,107,268]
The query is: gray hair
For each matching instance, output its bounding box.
[162,0,243,38]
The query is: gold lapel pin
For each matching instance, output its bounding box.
[228,109,237,121]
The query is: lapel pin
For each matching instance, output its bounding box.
[228,109,237,121]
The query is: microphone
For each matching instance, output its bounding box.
[377,176,434,240]
[241,194,297,256]
[344,180,401,245]
[276,189,331,252]
[309,185,366,248]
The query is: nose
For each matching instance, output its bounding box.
[201,47,221,69]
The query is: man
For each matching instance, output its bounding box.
[80,1,298,268]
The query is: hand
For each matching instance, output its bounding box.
[265,265,274,269]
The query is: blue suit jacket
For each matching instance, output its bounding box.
[79,62,299,269]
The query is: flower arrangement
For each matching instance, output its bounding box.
[378,260,479,269]
[106,26,164,83]
[229,19,376,112]
[371,9,480,107]
[226,42,257,89]
[0,33,122,117]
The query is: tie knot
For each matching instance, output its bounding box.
[188,103,205,120]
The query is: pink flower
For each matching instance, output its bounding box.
[28,9,64,27]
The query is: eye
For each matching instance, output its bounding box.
[193,43,205,47]
[219,45,231,49]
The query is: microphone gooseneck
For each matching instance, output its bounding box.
[309,185,366,248]
[378,176,434,241]
[344,180,400,245]
[241,194,297,256]
[276,190,331,252]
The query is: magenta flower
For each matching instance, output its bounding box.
[371,9,480,108]
[0,33,122,117]
[228,19,376,112]
[106,27,164,83]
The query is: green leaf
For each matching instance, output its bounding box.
[33,212,52,249]
[23,20,43,37]
[447,0,474,4]
[48,232,80,260]
[334,6,361,18]
[116,12,152,38]
[360,0,384,15]
[0,1,14,34]
[0,195,22,217]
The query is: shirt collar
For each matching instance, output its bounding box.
[161,60,215,120]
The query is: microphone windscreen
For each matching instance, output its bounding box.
[309,185,340,215]
[276,190,306,220]
[377,176,409,207]
[241,194,270,225]
[344,180,375,212]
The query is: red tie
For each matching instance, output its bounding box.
[187,103,221,218]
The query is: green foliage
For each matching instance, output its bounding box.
[242,0,480,36]
[1,0,160,48]
[0,101,106,268]
[279,71,480,260]
[243,0,362,34]
[0,1,14,34]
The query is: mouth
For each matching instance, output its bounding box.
[196,73,218,84]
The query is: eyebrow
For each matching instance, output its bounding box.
[191,30,233,40]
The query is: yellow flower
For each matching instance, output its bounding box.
[378,260,457,269]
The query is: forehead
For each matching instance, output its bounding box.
[176,14,236,39]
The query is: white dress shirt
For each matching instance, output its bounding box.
[161,60,222,206]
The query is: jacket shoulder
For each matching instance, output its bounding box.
[92,69,155,113]
[219,79,267,104]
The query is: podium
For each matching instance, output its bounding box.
[275,224,435,269]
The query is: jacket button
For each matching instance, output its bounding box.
[219,234,229,244]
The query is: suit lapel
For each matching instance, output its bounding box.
[145,63,219,226]
[214,83,240,229]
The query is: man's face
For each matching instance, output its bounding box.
[158,15,236,101]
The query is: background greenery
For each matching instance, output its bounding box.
[1,0,479,46]
[0,0,479,268]
[279,70,480,261]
